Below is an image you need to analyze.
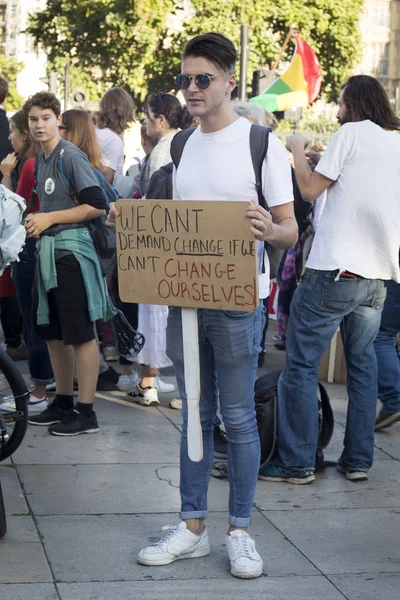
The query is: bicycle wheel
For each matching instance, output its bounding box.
[0,480,6,538]
[0,348,29,462]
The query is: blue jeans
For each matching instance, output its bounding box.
[374,280,400,413]
[12,238,54,385]
[167,304,263,527]
[277,269,386,474]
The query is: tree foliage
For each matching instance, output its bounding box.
[27,0,364,107]
[0,56,25,111]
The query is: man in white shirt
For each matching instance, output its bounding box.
[259,75,400,485]
[137,32,297,579]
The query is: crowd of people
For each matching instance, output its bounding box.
[0,30,400,580]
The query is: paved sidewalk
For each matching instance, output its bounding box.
[1,326,400,599]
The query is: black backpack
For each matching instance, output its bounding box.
[170,124,309,279]
[255,370,335,470]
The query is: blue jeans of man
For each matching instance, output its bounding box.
[374,280,400,413]
[277,269,386,474]
[12,238,54,385]
[167,304,263,527]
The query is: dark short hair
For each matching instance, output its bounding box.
[342,75,400,130]
[23,91,61,118]
[146,92,192,130]
[0,75,8,104]
[182,33,237,74]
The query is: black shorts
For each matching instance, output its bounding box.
[33,253,95,346]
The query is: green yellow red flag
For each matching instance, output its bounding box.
[250,35,322,113]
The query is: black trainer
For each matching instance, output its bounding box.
[48,409,99,436]
[97,367,119,391]
[28,403,73,426]
[214,425,228,458]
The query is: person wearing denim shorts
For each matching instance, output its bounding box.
[135,33,297,579]
[259,76,400,485]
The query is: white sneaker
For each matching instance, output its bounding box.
[169,397,182,410]
[154,376,175,393]
[137,522,210,566]
[103,346,119,362]
[225,530,263,579]
[1,394,48,414]
[127,384,159,407]
[337,464,368,481]
[46,382,56,392]
[117,371,139,392]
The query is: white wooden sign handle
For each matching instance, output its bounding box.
[182,307,203,462]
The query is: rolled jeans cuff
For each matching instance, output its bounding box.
[180,510,208,520]
[228,514,252,527]
[31,377,54,385]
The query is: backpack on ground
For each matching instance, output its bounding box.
[255,370,335,471]
[170,125,286,279]
[0,184,26,275]
[57,150,119,260]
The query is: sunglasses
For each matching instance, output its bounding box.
[58,125,67,130]
[175,73,224,90]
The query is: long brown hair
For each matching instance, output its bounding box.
[96,87,135,135]
[61,109,102,169]
[342,75,400,130]
[10,110,40,160]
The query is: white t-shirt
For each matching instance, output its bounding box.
[309,120,400,282]
[173,117,294,298]
[95,127,124,175]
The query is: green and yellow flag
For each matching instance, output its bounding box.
[250,35,322,113]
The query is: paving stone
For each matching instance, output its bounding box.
[0,465,29,515]
[17,463,233,515]
[264,508,400,574]
[12,399,180,465]
[255,460,400,511]
[324,432,390,462]
[36,512,317,583]
[17,463,182,515]
[57,576,345,600]
[374,426,400,461]
[0,543,52,583]
[329,573,400,600]
[1,516,39,543]
[1,584,58,600]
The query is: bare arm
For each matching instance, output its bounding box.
[287,134,333,202]
[246,201,298,250]
[103,166,115,184]
[25,205,105,238]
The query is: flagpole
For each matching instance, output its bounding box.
[265,24,298,89]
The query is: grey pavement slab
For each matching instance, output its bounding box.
[1,516,40,543]
[264,508,400,575]
[324,432,390,462]
[57,576,345,600]
[17,463,233,515]
[0,543,53,583]
[0,465,29,515]
[1,585,58,600]
[374,426,400,460]
[255,460,400,511]
[18,463,182,515]
[329,573,400,600]
[36,512,318,583]
[12,400,180,466]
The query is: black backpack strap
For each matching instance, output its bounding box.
[170,128,196,169]
[249,124,271,273]
[249,124,271,210]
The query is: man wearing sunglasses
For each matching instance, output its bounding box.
[137,32,297,578]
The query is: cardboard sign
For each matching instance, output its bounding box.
[116,199,259,312]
